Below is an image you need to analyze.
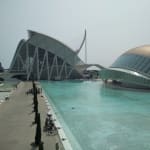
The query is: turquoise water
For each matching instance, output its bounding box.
[41,81,150,150]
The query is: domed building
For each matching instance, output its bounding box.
[100,45,150,89]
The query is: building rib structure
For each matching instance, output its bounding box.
[9,31,86,80]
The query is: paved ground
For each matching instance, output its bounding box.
[0,82,64,150]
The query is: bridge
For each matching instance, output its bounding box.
[75,64,105,71]
[0,71,26,80]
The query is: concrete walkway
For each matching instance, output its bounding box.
[0,82,64,150]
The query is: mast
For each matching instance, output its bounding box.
[85,29,87,64]
[75,29,87,64]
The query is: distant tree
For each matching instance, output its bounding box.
[39,142,44,150]
[33,93,38,113]
[35,113,42,146]
[34,111,38,124]
[0,62,4,72]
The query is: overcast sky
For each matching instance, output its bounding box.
[0,0,150,68]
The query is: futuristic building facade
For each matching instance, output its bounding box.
[9,31,86,80]
[100,45,150,88]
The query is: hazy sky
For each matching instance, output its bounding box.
[0,0,150,68]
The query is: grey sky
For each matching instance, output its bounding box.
[0,0,150,68]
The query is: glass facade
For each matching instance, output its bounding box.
[111,53,150,77]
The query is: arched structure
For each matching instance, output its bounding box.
[100,45,150,88]
[9,31,85,80]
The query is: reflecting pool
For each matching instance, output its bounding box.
[41,81,150,150]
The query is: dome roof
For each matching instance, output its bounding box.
[100,45,150,89]
[125,45,150,57]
